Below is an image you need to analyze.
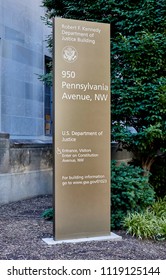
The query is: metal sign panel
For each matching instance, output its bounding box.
[53,17,110,240]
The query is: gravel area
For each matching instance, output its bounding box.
[0,195,165,260]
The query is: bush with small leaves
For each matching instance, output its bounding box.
[111,161,155,229]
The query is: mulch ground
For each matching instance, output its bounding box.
[0,195,165,260]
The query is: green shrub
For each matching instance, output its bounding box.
[123,197,166,240]
[41,208,53,220]
[111,161,155,229]
[150,197,166,218]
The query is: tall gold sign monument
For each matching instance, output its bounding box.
[53,18,110,240]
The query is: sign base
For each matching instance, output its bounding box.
[42,232,122,245]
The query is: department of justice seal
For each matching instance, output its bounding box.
[62,46,78,63]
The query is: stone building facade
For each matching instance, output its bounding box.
[0,0,53,204]
[0,0,51,136]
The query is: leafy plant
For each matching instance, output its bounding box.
[150,197,166,218]
[115,124,166,173]
[41,208,53,220]
[111,161,155,229]
[124,197,166,240]
[124,211,159,239]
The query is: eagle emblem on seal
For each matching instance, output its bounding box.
[62,46,78,63]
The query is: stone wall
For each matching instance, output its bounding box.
[0,133,53,205]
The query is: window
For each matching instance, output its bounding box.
[44,56,52,136]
